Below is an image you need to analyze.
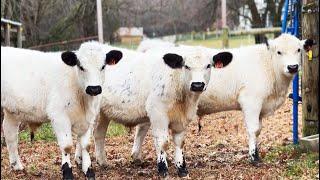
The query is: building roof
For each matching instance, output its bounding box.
[118,27,143,36]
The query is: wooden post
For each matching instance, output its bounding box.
[301,0,319,136]
[222,27,229,48]
[221,0,227,28]
[191,31,195,41]
[4,23,11,46]
[96,0,104,43]
[17,27,22,48]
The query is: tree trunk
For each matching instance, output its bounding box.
[301,0,319,136]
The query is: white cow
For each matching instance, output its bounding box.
[137,39,177,53]
[133,34,314,165]
[93,45,233,177]
[1,42,122,179]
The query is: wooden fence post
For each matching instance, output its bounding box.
[222,27,229,48]
[301,0,319,136]
[17,27,22,48]
[4,23,11,46]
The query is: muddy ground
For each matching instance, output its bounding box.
[1,98,319,179]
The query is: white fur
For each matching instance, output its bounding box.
[1,41,109,175]
[135,34,306,162]
[94,45,215,176]
[137,39,177,53]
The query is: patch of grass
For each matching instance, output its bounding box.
[19,123,56,142]
[18,120,128,142]
[178,35,255,48]
[112,43,138,50]
[264,145,319,178]
[107,121,128,137]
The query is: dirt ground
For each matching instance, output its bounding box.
[1,97,319,179]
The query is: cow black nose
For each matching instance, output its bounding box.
[287,64,299,73]
[190,82,205,92]
[86,86,102,96]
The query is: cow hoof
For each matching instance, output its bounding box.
[97,161,108,169]
[75,159,82,169]
[10,161,24,171]
[130,158,143,165]
[249,148,261,166]
[250,159,262,167]
[177,167,188,177]
[62,162,74,180]
[157,161,168,178]
[85,167,95,180]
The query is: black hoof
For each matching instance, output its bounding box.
[131,158,142,165]
[75,158,82,169]
[177,167,188,177]
[250,148,261,166]
[85,167,95,180]
[157,161,168,178]
[62,162,74,180]
[177,159,188,177]
[250,158,262,167]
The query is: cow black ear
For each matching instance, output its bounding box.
[106,50,123,65]
[303,39,316,51]
[212,52,233,68]
[163,53,184,69]
[61,51,78,66]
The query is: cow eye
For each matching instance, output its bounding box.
[78,65,85,71]
[277,51,282,55]
[206,64,211,69]
[101,65,106,71]
[297,48,301,53]
[185,65,191,70]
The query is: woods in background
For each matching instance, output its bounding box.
[1,0,284,47]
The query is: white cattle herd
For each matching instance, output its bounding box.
[1,34,314,179]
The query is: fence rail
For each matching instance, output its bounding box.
[28,36,98,51]
[1,18,23,47]
[161,27,282,47]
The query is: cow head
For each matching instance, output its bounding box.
[61,42,122,96]
[163,49,233,93]
[266,34,315,77]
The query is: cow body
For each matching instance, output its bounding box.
[1,42,122,179]
[93,45,232,177]
[134,34,311,164]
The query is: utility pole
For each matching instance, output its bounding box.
[301,0,319,136]
[96,0,104,43]
[221,0,229,48]
[221,0,227,28]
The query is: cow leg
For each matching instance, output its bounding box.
[239,95,262,165]
[51,115,74,180]
[173,131,188,177]
[75,139,82,167]
[131,122,150,161]
[93,113,110,167]
[148,108,170,177]
[3,111,23,170]
[79,125,95,179]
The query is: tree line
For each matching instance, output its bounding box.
[1,0,284,47]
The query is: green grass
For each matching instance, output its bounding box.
[178,35,255,49]
[107,121,128,137]
[18,121,127,142]
[19,123,56,142]
[112,43,138,50]
[264,145,319,178]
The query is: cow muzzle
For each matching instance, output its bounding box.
[86,85,102,96]
[190,82,205,92]
[287,64,299,74]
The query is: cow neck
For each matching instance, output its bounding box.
[269,52,292,99]
[77,89,101,125]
